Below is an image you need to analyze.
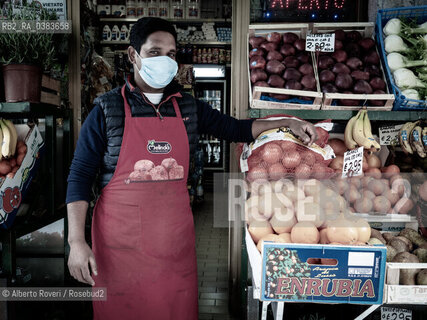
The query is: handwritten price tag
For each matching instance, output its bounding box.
[342,146,364,178]
[379,125,403,146]
[381,307,412,320]
[305,33,335,52]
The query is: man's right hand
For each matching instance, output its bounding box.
[68,240,98,286]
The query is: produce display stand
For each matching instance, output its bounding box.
[311,22,394,111]
[248,23,323,110]
[385,263,427,304]
[0,102,73,289]
[376,6,427,111]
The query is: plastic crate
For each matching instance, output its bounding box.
[376,6,427,111]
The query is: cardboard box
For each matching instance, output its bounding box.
[0,125,44,229]
[246,227,387,305]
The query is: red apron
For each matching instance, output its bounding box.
[91,85,198,320]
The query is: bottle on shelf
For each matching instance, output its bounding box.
[111,24,121,41]
[147,0,158,17]
[136,0,146,18]
[111,0,126,17]
[186,0,200,19]
[103,24,112,41]
[170,0,184,19]
[126,0,137,17]
[97,0,112,17]
[158,0,169,19]
[120,24,130,41]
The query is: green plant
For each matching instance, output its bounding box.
[0,4,60,70]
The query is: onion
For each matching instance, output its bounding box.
[344,186,361,203]
[351,70,370,81]
[332,50,348,63]
[334,29,346,41]
[285,79,302,90]
[283,56,300,68]
[346,30,362,42]
[254,80,269,87]
[266,50,284,61]
[279,140,297,151]
[332,63,351,74]
[268,74,285,88]
[266,60,286,74]
[322,83,339,93]
[282,151,301,168]
[268,163,287,180]
[382,165,400,178]
[302,151,316,166]
[354,198,374,213]
[249,47,265,58]
[393,197,414,214]
[384,189,400,206]
[370,77,386,90]
[294,39,306,51]
[301,75,316,89]
[266,32,281,44]
[364,50,380,65]
[366,154,381,169]
[335,39,343,50]
[295,164,312,179]
[320,70,336,83]
[335,73,353,90]
[261,143,283,164]
[296,52,310,64]
[261,42,278,52]
[247,166,268,182]
[280,44,296,56]
[329,155,344,171]
[283,32,299,44]
[299,63,314,75]
[373,196,391,213]
[249,36,266,48]
[328,139,347,156]
[354,80,373,94]
[345,42,361,58]
[346,57,363,70]
[362,190,376,200]
[270,208,297,234]
[283,68,302,81]
[318,56,335,69]
[256,234,280,252]
[358,38,376,51]
[368,179,386,195]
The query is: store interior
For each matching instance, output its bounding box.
[0,0,427,319]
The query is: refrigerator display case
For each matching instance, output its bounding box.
[193,65,229,172]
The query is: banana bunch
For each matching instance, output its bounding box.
[0,119,18,160]
[344,109,381,152]
[399,120,426,158]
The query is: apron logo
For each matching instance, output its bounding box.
[147,140,172,154]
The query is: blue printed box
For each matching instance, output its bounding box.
[260,243,386,304]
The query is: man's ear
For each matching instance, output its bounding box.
[128,46,137,64]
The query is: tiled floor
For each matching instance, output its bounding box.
[193,191,238,320]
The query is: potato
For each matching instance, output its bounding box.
[368,238,384,245]
[291,222,320,244]
[386,245,397,262]
[248,220,274,244]
[416,269,427,285]
[370,228,386,244]
[277,232,292,243]
[389,238,410,253]
[270,207,297,234]
[392,252,419,285]
[257,234,280,252]
[394,236,413,252]
[399,228,427,247]
[413,248,427,263]
[382,233,395,243]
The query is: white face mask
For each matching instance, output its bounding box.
[134,51,178,89]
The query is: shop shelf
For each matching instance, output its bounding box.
[376,6,427,111]
[99,17,231,23]
[249,109,427,121]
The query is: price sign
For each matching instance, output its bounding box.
[305,33,335,52]
[342,146,363,178]
[379,125,403,146]
[381,307,412,320]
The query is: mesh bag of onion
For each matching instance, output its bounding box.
[239,121,335,182]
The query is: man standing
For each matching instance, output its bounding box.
[66,17,317,320]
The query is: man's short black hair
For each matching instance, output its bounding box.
[130,17,177,52]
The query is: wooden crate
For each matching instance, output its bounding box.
[248,23,322,110]
[312,22,394,111]
[385,262,427,304]
[41,75,61,107]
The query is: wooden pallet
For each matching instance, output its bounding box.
[41,75,61,107]
[248,23,322,110]
[312,22,394,111]
[385,262,427,304]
